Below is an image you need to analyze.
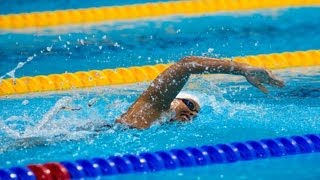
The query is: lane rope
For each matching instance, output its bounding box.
[1,0,320,29]
[1,133,320,178]
[0,50,319,97]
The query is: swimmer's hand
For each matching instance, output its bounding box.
[244,67,285,93]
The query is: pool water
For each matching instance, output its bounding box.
[1,7,320,77]
[0,6,320,179]
[1,68,320,172]
[114,153,320,179]
[0,0,173,15]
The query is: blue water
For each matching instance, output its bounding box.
[113,153,320,179]
[0,0,174,15]
[0,68,319,176]
[1,7,320,77]
[0,6,320,179]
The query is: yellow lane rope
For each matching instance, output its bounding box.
[0,50,319,96]
[1,0,320,29]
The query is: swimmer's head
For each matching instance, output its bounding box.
[170,92,201,122]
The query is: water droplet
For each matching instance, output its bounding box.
[17,62,24,68]
[46,46,52,52]
[99,46,102,50]
[26,56,34,62]
[6,70,15,78]
[102,35,107,39]
[22,100,29,105]
[114,42,120,47]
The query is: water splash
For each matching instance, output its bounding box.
[0,121,20,138]
[0,54,36,82]
[30,96,73,132]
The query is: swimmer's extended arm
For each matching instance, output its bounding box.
[118,56,284,128]
[142,56,284,108]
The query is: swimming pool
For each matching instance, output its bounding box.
[0,0,320,179]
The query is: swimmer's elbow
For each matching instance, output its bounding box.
[176,56,201,73]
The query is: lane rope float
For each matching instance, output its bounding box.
[1,0,320,29]
[0,50,319,97]
[1,133,320,179]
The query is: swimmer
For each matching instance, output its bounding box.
[115,56,284,129]
[35,56,284,132]
[1,56,285,151]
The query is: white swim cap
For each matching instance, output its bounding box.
[176,92,201,107]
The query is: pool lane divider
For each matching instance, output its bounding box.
[1,134,320,179]
[0,50,320,97]
[1,0,320,29]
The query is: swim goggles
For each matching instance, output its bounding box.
[178,98,198,113]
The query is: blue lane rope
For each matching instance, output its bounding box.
[1,134,320,179]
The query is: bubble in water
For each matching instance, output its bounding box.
[99,46,103,50]
[102,35,107,39]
